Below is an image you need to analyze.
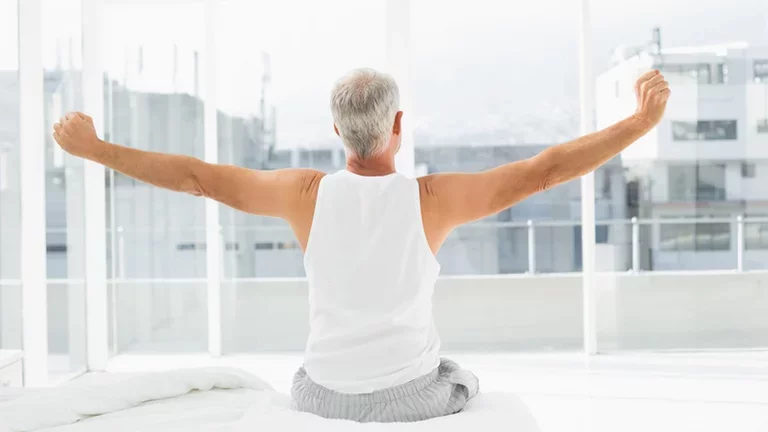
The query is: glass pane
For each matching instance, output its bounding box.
[43,0,85,280]
[221,279,583,353]
[104,1,207,280]
[215,0,386,278]
[221,281,308,353]
[47,282,86,379]
[593,0,768,350]
[407,0,582,350]
[103,2,208,355]
[113,281,207,353]
[439,225,529,275]
[412,0,583,278]
[0,0,20,280]
[0,283,22,350]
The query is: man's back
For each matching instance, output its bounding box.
[303,170,441,393]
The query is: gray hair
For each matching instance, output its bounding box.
[330,68,400,159]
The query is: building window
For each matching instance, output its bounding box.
[47,244,68,253]
[745,214,768,250]
[741,162,756,178]
[600,168,613,199]
[277,241,299,250]
[660,218,731,252]
[254,242,274,250]
[176,242,206,251]
[715,63,728,84]
[671,120,737,141]
[659,63,713,84]
[595,225,609,244]
[696,164,727,201]
[758,119,768,134]
[754,60,768,83]
[668,164,726,202]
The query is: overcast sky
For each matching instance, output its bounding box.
[1,0,766,147]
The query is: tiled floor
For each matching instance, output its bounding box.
[86,351,768,431]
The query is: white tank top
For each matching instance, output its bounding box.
[303,170,441,394]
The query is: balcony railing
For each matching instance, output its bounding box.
[98,215,768,277]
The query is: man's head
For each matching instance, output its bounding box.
[331,68,403,160]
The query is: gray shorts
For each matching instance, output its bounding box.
[291,358,479,423]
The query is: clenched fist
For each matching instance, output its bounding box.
[52,112,102,158]
[634,70,671,127]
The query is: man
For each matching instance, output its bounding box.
[53,68,669,423]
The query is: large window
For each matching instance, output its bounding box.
[409,0,583,350]
[593,0,768,350]
[412,0,583,276]
[105,1,208,354]
[5,0,767,366]
[42,0,87,380]
[215,0,387,353]
[0,0,21,352]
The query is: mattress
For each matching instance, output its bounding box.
[0,368,540,432]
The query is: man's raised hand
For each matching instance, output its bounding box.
[52,112,102,158]
[634,70,671,127]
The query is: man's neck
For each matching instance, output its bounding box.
[345,156,396,177]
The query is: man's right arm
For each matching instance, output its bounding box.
[419,70,670,253]
[52,112,323,250]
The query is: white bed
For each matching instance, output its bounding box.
[0,368,540,432]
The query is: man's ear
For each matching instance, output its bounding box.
[333,124,341,137]
[393,111,404,136]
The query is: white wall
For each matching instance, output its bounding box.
[743,163,768,200]
[745,83,768,158]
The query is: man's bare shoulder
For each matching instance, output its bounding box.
[292,168,326,197]
[416,172,469,202]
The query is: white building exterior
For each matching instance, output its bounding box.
[597,42,768,271]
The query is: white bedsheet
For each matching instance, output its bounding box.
[0,368,539,432]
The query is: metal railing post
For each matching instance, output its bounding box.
[527,220,536,274]
[736,215,744,272]
[631,217,640,272]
